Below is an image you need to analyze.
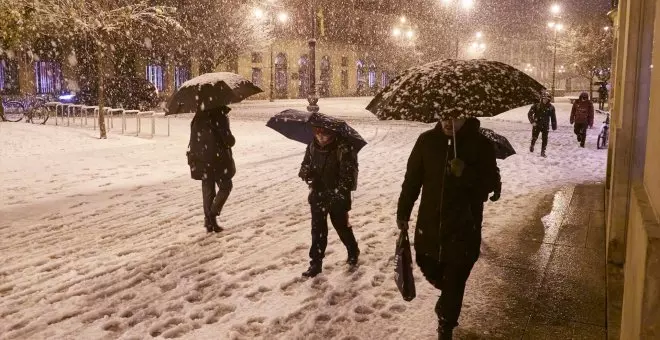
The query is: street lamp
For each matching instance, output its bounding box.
[440,0,475,58]
[548,20,563,100]
[306,1,319,113]
[551,4,561,15]
[254,7,288,102]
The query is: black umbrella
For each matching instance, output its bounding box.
[479,128,516,160]
[166,72,263,115]
[366,59,545,122]
[266,109,368,152]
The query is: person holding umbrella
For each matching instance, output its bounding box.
[396,117,500,339]
[528,91,557,157]
[187,105,236,233]
[172,72,262,233]
[298,121,361,278]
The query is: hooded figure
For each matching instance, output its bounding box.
[570,92,595,148]
[187,106,236,232]
[298,126,360,278]
[396,117,500,339]
[527,91,557,157]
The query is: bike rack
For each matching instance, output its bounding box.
[137,111,156,138]
[122,110,139,135]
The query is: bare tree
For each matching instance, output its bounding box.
[158,0,271,73]
[23,0,182,139]
[557,20,613,98]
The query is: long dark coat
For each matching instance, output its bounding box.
[189,106,236,181]
[397,118,499,265]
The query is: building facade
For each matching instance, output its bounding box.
[606,0,659,338]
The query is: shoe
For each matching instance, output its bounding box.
[209,216,223,233]
[302,264,322,277]
[580,142,585,148]
[541,151,547,158]
[204,216,213,233]
[437,324,454,340]
[530,145,534,153]
[346,249,360,267]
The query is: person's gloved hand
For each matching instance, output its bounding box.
[490,191,501,202]
[450,158,465,177]
[396,220,409,231]
[531,122,536,127]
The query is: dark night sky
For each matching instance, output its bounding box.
[470,0,612,39]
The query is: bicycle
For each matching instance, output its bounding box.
[597,113,610,149]
[1,94,53,124]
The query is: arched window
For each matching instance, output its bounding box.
[274,53,288,96]
[368,63,377,88]
[298,54,310,99]
[320,56,331,97]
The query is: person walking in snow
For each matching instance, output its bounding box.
[298,125,360,278]
[598,84,609,110]
[396,117,500,339]
[570,92,595,148]
[528,91,557,157]
[187,105,236,233]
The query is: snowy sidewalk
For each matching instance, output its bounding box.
[0,99,607,340]
[460,184,607,339]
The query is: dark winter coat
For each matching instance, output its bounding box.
[299,138,359,211]
[527,103,558,131]
[188,106,236,181]
[397,118,499,264]
[570,99,595,127]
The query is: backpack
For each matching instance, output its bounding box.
[575,103,590,122]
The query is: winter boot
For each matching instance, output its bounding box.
[204,216,213,233]
[580,140,585,148]
[302,263,322,278]
[346,248,360,267]
[210,189,230,216]
[541,150,547,158]
[530,145,534,153]
[209,216,223,233]
[437,324,454,340]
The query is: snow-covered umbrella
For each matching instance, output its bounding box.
[166,72,263,115]
[266,109,367,152]
[479,128,516,160]
[366,59,545,123]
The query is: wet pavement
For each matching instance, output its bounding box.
[456,184,607,339]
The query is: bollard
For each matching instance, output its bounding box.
[151,115,155,138]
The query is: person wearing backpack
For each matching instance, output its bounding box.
[570,92,595,148]
[187,105,236,233]
[298,125,360,278]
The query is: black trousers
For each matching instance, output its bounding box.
[202,176,233,217]
[531,126,549,151]
[574,123,588,144]
[309,202,359,266]
[418,254,475,330]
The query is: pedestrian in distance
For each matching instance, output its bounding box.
[528,91,557,157]
[570,92,595,148]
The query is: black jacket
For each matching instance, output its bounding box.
[527,103,557,131]
[189,107,236,180]
[299,138,358,210]
[397,118,499,263]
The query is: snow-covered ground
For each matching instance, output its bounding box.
[0,98,606,340]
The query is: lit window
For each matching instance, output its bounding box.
[34,61,62,94]
[146,64,164,92]
[174,65,190,89]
